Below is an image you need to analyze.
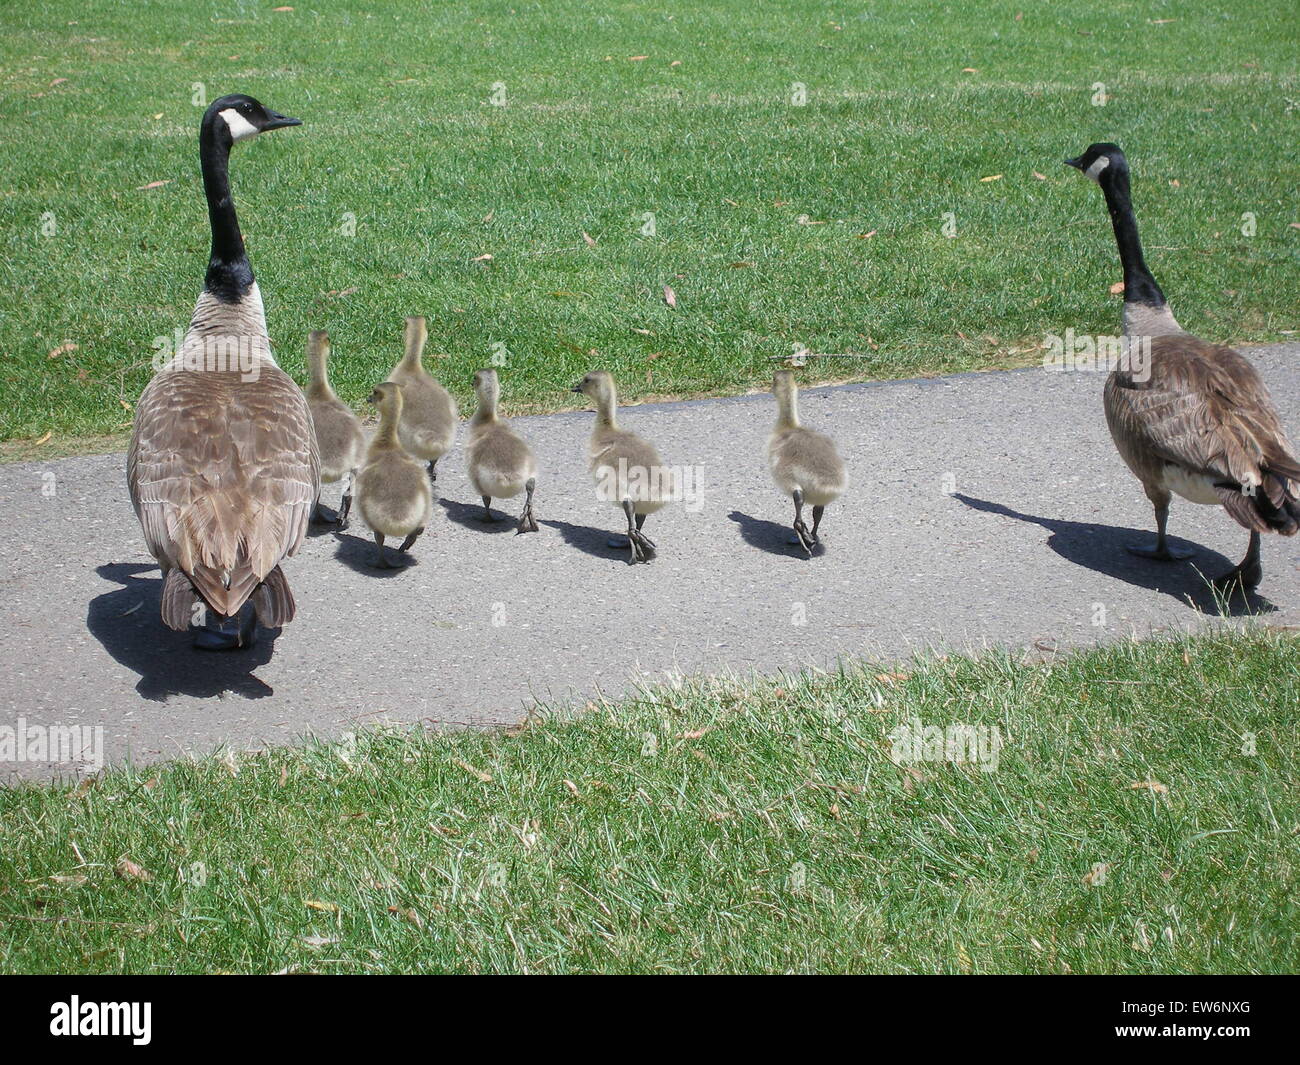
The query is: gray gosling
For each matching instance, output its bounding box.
[356,382,433,568]
[572,370,674,564]
[768,370,847,556]
[466,368,539,533]
[305,329,365,528]
[385,315,457,482]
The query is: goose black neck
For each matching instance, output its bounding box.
[1100,169,1165,308]
[199,115,254,303]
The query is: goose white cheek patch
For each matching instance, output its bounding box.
[1084,156,1110,182]
[219,108,259,142]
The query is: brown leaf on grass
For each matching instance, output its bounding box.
[1170,179,1181,187]
[857,229,877,239]
[470,253,493,263]
[961,67,978,73]
[631,327,654,335]
[1032,171,1047,180]
[278,765,288,787]
[482,210,494,223]
[582,231,597,247]
[51,78,68,86]
[874,671,910,685]
[662,285,677,308]
[729,260,754,268]
[795,214,826,225]
[1289,222,1300,230]
[273,6,295,11]
[670,60,681,67]
[677,728,710,740]
[50,874,88,886]
[563,779,579,796]
[136,180,171,191]
[34,431,52,445]
[900,767,926,793]
[304,899,339,913]
[454,758,492,783]
[388,906,423,928]
[47,341,78,359]
[1129,780,1168,794]
[979,174,1003,182]
[1109,281,1125,294]
[628,55,648,61]
[114,857,152,882]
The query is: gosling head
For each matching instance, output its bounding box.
[367,380,403,416]
[206,93,302,145]
[1064,142,1127,185]
[307,329,330,357]
[571,370,615,406]
[772,369,798,399]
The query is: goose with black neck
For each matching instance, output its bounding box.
[1066,142,1300,596]
[127,94,319,650]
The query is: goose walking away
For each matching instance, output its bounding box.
[572,371,673,563]
[304,329,365,527]
[355,382,434,568]
[385,315,457,482]
[128,94,317,650]
[768,370,847,555]
[466,369,539,533]
[1065,143,1300,594]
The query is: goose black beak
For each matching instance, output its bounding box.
[1064,156,1083,170]
[263,112,303,131]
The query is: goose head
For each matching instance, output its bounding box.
[207,93,302,145]
[571,370,615,407]
[1065,142,1127,184]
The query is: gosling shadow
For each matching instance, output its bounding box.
[88,563,278,702]
[727,510,823,558]
[332,531,420,575]
[953,493,1275,617]
[439,497,517,534]
[540,518,628,561]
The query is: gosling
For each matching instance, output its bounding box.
[385,315,457,482]
[768,370,847,555]
[466,369,539,533]
[355,382,433,568]
[304,330,366,527]
[572,370,673,564]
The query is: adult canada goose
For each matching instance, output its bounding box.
[304,330,365,527]
[1066,142,1300,593]
[128,94,316,650]
[768,370,847,556]
[571,371,673,563]
[355,382,434,568]
[386,315,457,481]
[466,369,539,533]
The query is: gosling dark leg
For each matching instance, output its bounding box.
[517,477,539,534]
[480,495,497,522]
[398,527,424,554]
[790,489,814,556]
[621,499,655,563]
[427,459,438,483]
[372,532,391,568]
[1213,530,1262,593]
[811,504,825,543]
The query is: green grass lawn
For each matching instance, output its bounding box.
[1,628,1296,974]
[1,0,1297,448]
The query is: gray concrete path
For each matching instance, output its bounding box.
[2,345,1297,782]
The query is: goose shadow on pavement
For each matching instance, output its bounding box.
[332,531,422,575]
[87,563,279,702]
[953,493,1274,618]
[540,518,634,562]
[439,496,519,534]
[727,510,824,558]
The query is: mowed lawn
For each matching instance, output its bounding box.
[0,0,1297,449]
[1,629,1296,974]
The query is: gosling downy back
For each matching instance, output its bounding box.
[768,370,847,507]
[385,315,457,471]
[573,370,674,514]
[356,382,434,542]
[467,368,538,499]
[305,329,365,484]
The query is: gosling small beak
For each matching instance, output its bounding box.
[570,384,584,394]
[263,112,303,131]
